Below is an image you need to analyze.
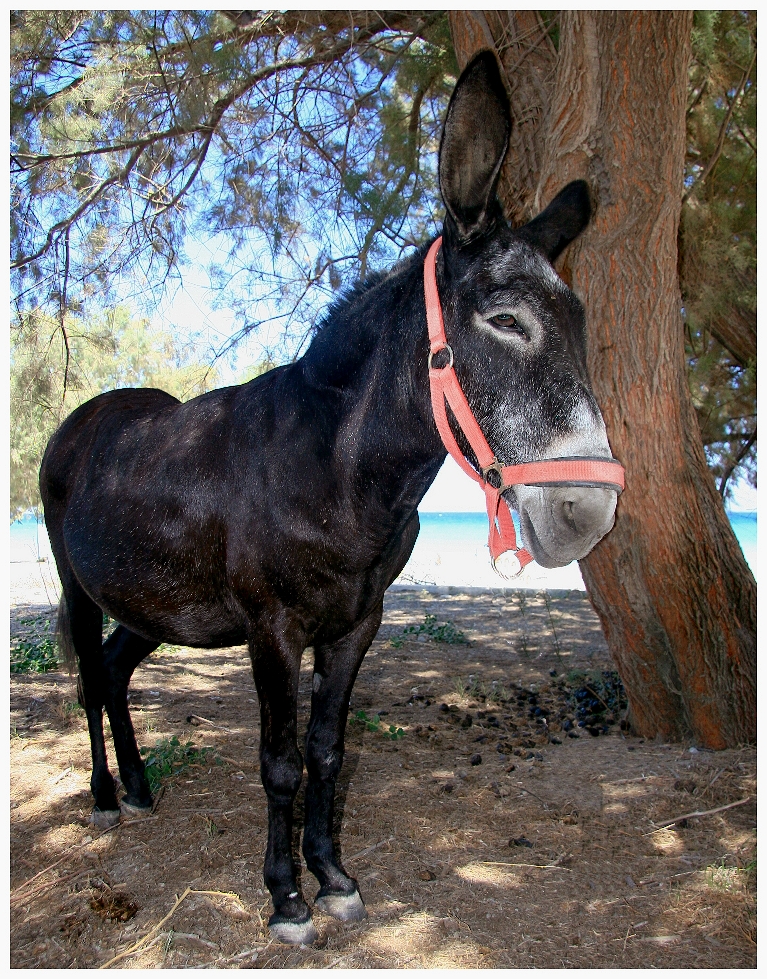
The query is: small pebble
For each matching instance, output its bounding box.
[470,753,482,766]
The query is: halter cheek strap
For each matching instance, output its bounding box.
[423,236,625,575]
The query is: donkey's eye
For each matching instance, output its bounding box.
[490,313,526,337]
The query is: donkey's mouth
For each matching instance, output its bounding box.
[515,485,617,568]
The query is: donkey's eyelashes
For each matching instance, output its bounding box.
[489,313,527,338]
[472,308,540,349]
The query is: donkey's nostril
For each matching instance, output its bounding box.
[562,498,578,532]
[514,485,618,568]
[559,489,616,537]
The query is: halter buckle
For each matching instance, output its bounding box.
[481,458,506,491]
[427,343,454,371]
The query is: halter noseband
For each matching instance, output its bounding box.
[424,236,625,577]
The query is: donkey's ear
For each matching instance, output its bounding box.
[516,180,591,262]
[439,51,510,241]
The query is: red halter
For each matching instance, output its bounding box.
[424,236,625,576]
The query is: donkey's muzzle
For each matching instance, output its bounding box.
[515,484,618,568]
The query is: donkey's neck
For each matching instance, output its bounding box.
[301,247,447,521]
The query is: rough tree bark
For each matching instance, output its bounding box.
[449,10,756,748]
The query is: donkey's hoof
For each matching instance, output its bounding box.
[268,915,319,946]
[315,889,367,922]
[90,807,121,829]
[119,798,153,818]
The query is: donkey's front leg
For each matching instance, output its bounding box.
[249,618,317,945]
[302,604,383,923]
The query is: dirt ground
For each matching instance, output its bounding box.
[10,567,756,969]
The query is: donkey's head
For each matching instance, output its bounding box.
[435,52,618,568]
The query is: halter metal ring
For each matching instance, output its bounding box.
[491,551,524,579]
[427,343,454,371]
[481,458,506,491]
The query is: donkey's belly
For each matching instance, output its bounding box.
[62,510,247,648]
[104,599,248,649]
[79,570,247,649]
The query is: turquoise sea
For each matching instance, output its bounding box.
[402,510,757,589]
[10,509,756,591]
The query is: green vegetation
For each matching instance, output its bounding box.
[705,857,756,893]
[11,305,219,517]
[139,736,216,795]
[349,710,405,740]
[9,11,756,504]
[203,815,222,837]
[682,11,756,500]
[10,617,58,673]
[62,700,84,719]
[389,614,467,648]
[11,11,454,359]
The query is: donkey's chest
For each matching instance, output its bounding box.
[225,508,421,642]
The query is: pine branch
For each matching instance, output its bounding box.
[718,427,757,499]
[11,40,377,270]
[683,49,756,204]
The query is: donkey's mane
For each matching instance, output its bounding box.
[301,245,430,387]
[311,244,430,339]
[313,270,388,336]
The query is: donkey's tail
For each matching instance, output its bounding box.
[55,594,78,675]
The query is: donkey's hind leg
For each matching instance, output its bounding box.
[102,625,159,814]
[59,580,121,827]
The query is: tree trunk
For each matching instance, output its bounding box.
[449,10,756,748]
